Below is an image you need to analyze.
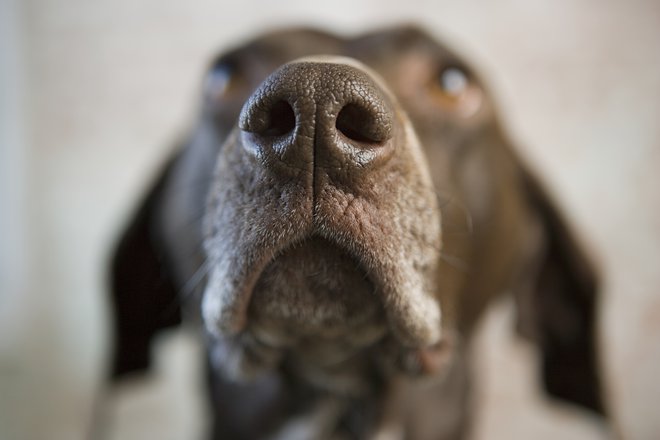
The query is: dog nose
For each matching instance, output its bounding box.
[238,59,395,175]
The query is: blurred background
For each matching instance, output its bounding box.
[1,0,659,439]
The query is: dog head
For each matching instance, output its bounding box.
[110,26,602,413]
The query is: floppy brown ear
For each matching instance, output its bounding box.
[518,174,605,415]
[109,157,181,379]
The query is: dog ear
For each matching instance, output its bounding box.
[517,173,605,415]
[109,157,182,379]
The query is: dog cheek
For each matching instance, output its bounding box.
[208,333,284,382]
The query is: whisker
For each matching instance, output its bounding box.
[439,251,469,272]
[435,192,454,211]
[457,201,473,235]
[184,235,208,260]
[171,207,207,236]
[159,256,213,321]
[434,190,474,235]
[180,257,214,299]
[414,231,469,274]
[166,175,214,198]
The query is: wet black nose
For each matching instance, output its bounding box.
[238,60,395,174]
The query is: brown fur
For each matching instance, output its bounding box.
[110,26,605,439]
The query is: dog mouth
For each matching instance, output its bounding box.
[247,236,388,348]
[204,236,453,388]
[201,149,444,351]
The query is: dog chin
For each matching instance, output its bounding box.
[249,236,383,336]
[203,234,389,350]
[204,235,391,386]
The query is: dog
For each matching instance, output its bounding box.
[109,26,605,439]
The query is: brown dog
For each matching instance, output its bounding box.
[110,26,605,439]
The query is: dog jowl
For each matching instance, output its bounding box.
[110,26,605,439]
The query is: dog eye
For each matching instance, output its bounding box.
[430,65,482,116]
[204,59,239,101]
[207,65,232,93]
[438,67,468,97]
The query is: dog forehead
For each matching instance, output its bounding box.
[223,26,450,73]
[350,26,452,58]
[228,28,345,66]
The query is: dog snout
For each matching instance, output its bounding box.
[238,59,396,175]
[203,56,442,348]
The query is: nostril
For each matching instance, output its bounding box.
[336,104,390,144]
[261,100,296,137]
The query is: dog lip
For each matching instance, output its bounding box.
[202,206,442,348]
[247,235,383,335]
[202,230,376,337]
[202,225,310,336]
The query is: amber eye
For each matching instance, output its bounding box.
[204,59,242,102]
[206,64,232,95]
[430,65,482,116]
[437,66,469,98]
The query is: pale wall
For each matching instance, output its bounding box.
[1,0,659,439]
